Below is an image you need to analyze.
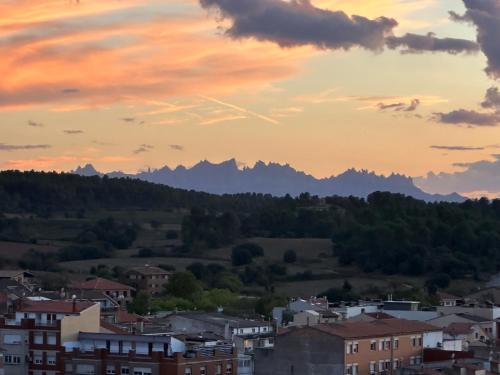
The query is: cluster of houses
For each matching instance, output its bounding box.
[1,267,500,375]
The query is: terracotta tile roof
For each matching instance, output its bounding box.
[100,320,128,334]
[437,291,460,300]
[365,312,394,320]
[311,318,441,339]
[19,300,95,314]
[445,322,475,335]
[115,309,144,324]
[71,277,134,291]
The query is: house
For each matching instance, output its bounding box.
[71,277,135,306]
[163,312,274,353]
[0,270,35,287]
[290,309,341,326]
[466,287,500,305]
[437,292,461,307]
[63,331,237,375]
[384,300,420,311]
[443,322,488,350]
[126,266,171,295]
[428,313,495,341]
[0,299,100,375]
[255,318,443,375]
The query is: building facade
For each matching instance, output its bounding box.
[255,318,443,375]
[64,332,237,375]
[126,266,171,296]
[0,300,100,375]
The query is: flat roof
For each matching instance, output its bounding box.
[310,318,441,339]
[19,300,96,314]
[170,312,272,329]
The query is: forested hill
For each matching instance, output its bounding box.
[1,171,500,279]
[0,170,277,213]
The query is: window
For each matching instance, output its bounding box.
[121,368,130,375]
[415,356,422,365]
[411,337,417,347]
[184,368,192,375]
[352,364,359,375]
[379,361,384,372]
[418,337,423,346]
[385,339,391,350]
[47,333,57,345]
[106,366,116,375]
[393,359,400,370]
[226,363,232,375]
[200,366,207,375]
[370,340,377,351]
[345,365,352,375]
[4,334,21,344]
[369,362,376,375]
[394,338,399,350]
[410,357,415,365]
[346,342,352,354]
[34,355,43,364]
[216,364,222,375]
[5,355,22,364]
[384,361,391,370]
[34,333,44,344]
[352,342,358,353]
[47,356,56,365]
[133,370,152,375]
[76,364,95,374]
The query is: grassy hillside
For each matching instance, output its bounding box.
[0,170,497,302]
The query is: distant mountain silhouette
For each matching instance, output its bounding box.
[72,159,464,202]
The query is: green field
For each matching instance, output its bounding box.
[0,209,486,299]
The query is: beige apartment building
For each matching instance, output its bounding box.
[0,300,100,375]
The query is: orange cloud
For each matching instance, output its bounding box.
[0,1,311,111]
[2,155,134,171]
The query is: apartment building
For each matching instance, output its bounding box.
[0,299,100,375]
[63,332,237,375]
[255,318,443,375]
[126,266,171,296]
[71,277,135,306]
[164,312,274,353]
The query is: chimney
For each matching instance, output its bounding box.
[72,294,77,313]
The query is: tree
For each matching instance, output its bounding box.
[165,272,202,300]
[128,291,150,315]
[231,247,253,266]
[166,230,179,240]
[283,249,297,263]
[214,272,243,293]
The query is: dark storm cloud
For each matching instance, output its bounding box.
[415,155,500,195]
[430,145,484,151]
[386,32,479,54]
[433,109,500,126]
[0,143,51,151]
[199,0,398,51]
[450,0,500,78]
[481,87,500,109]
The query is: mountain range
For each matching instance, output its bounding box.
[72,159,464,202]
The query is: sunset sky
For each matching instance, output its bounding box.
[2,0,500,197]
